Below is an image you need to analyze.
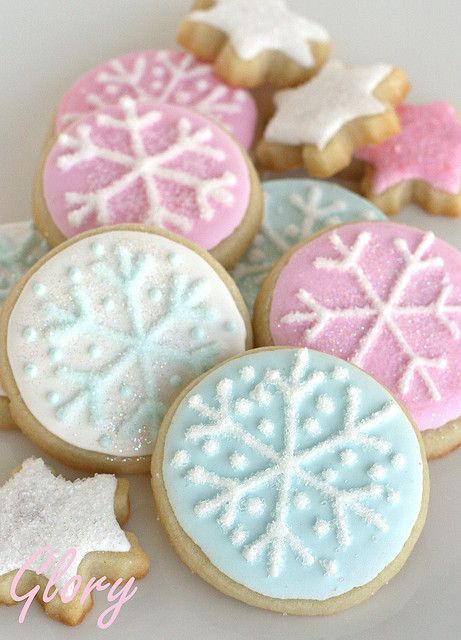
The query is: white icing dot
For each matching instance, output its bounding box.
[33,282,46,296]
[202,440,219,456]
[48,348,62,363]
[102,296,115,312]
[148,287,162,302]
[22,327,37,342]
[322,468,338,482]
[235,398,251,415]
[303,417,321,435]
[368,464,386,481]
[151,80,163,91]
[332,366,349,381]
[168,252,181,267]
[195,79,210,91]
[293,492,310,510]
[68,266,83,283]
[229,452,247,470]
[87,344,101,358]
[152,66,165,78]
[190,326,205,341]
[251,383,272,406]
[24,363,37,378]
[171,450,190,468]
[188,394,202,410]
[320,559,338,577]
[391,453,405,469]
[91,241,105,257]
[246,497,265,516]
[239,366,255,382]
[386,489,400,504]
[316,394,334,414]
[313,519,330,537]
[231,526,248,546]
[47,391,60,405]
[340,449,357,466]
[174,90,191,104]
[257,419,274,437]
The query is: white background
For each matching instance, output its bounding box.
[0,1,460,638]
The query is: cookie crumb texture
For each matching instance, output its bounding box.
[54,49,257,149]
[41,100,251,252]
[6,230,248,458]
[266,222,461,434]
[160,348,425,609]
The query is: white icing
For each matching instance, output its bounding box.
[0,458,129,587]
[189,0,329,67]
[282,231,461,401]
[6,231,247,457]
[264,59,393,149]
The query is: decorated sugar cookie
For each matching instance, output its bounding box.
[35,99,263,268]
[54,49,257,149]
[257,60,409,178]
[231,179,386,312]
[254,221,461,458]
[355,102,461,216]
[178,0,330,88]
[0,222,49,430]
[0,226,252,473]
[152,347,428,614]
[0,458,149,625]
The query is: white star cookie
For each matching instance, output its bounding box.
[178,0,331,88]
[0,458,149,625]
[257,60,409,177]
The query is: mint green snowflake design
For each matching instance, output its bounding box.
[0,223,48,303]
[36,244,226,451]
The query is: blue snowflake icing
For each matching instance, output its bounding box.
[13,233,245,456]
[163,348,424,601]
[0,222,48,303]
[231,179,386,312]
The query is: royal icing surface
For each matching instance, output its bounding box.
[189,0,329,67]
[55,49,257,149]
[269,222,461,431]
[231,179,386,312]
[43,99,250,249]
[355,102,461,194]
[6,230,247,457]
[0,458,129,588]
[163,348,423,600]
[264,60,392,149]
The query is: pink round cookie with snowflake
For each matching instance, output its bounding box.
[262,221,461,433]
[40,99,258,264]
[54,49,257,149]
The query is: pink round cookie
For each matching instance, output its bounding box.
[54,49,257,149]
[265,221,461,432]
[355,102,461,194]
[40,99,257,260]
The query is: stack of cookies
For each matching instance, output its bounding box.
[1,0,460,625]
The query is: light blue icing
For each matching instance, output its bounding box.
[0,222,49,303]
[231,179,386,312]
[163,348,423,601]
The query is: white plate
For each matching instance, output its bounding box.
[0,1,460,638]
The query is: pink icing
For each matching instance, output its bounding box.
[355,102,461,194]
[269,221,461,431]
[55,49,257,149]
[43,100,251,249]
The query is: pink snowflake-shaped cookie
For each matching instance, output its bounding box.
[355,103,461,215]
[40,99,254,260]
[54,49,257,149]
[264,221,461,433]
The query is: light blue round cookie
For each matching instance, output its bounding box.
[162,348,424,603]
[0,222,49,303]
[231,179,386,312]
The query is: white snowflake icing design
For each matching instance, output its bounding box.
[56,97,236,232]
[265,60,392,148]
[231,185,381,311]
[18,239,237,453]
[174,350,399,578]
[189,0,329,67]
[60,51,249,137]
[0,458,129,589]
[281,231,461,401]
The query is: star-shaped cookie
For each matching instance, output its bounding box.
[355,102,461,216]
[0,458,149,625]
[177,0,330,88]
[257,59,409,178]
